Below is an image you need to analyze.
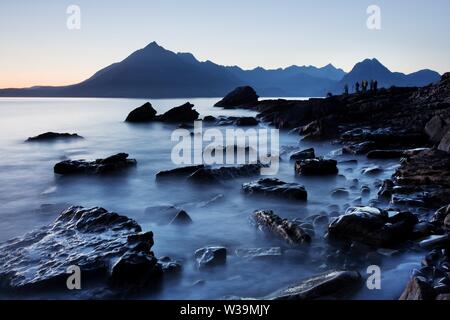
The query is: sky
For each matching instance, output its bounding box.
[0,0,449,88]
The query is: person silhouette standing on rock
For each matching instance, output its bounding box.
[374,80,378,92]
[355,82,360,93]
[361,80,367,93]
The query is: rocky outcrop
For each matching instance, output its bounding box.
[54,153,136,175]
[156,102,199,122]
[26,132,83,142]
[125,102,157,122]
[214,86,259,109]
[289,148,316,161]
[251,210,311,245]
[194,246,227,269]
[0,206,162,292]
[265,270,361,300]
[295,158,338,175]
[242,178,307,201]
[328,206,418,247]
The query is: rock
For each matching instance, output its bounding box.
[242,178,307,201]
[361,185,371,197]
[169,210,192,225]
[367,150,405,159]
[299,119,339,141]
[436,294,450,300]
[26,132,83,142]
[313,215,330,228]
[265,270,361,300]
[295,158,338,176]
[430,204,450,226]
[419,235,450,250]
[399,277,436,300]
[125,102,157,122]
[331,188,350,199]
[234,117,258,126]
[158,257,182,275]
[328,206,418,247]
[0,206,162,291]
[290,148,316,161]
[378,179,394,201]
[54,153,137,175]
[425,115,450,143]
[203,115,217,122]
[187,164,261,183]
[250,210,311,245]
[214,86,259,109]
[342,141,377,155]
[235,247,283,260]
[156,165,205,180]
[438,130,450,152]
[361,166,383,176]
[156,102,199,122]
[144,206,190,226]
[194,246,227,269]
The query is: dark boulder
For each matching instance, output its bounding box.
[54,153,137,175]
[439,131,450,152]
[331,188,350,199]
[400,266,450,300]
[425,114,450,143]
[250,210,311,245]
[290,148,315,161]
[187,164,262,183]
[295,158,338,176]
[265,270,361,300]
[0,206,162,292]
[156,165,205,181]
[125,102,157,122]
[299,119,339,141]
[242,178,307,201]
[234,117,259,126]
[203,115,217,122]
[214,86,259,109]
[342,141,377,155]
[156,102,199,122]
[194,246,227,269]
[328,206,418,247]
[144,205,191,226]
[26,132,83,142]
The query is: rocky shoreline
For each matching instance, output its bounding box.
[0,74,449,300]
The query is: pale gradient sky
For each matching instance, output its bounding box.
[0,0,449,88]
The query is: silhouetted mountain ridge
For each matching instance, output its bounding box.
[0,42,441,98]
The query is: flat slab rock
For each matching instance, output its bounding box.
[0,206,162,292]
[242,178,307,201]
[295,158,338,175]
[54,153,137,175]
[251,210,311,245]
[26,132,83,142]
[328,206,418,247]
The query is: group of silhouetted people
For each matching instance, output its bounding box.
[345,80,378,94]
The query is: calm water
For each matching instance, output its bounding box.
[0,98,421,300]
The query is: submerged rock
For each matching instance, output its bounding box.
[215,116,258,126]
[156,165,205,180]
[265,270,361,300]
[242,178,307,201]
[214,86,259,109]
[328,206,418,247]
[26,132,83,142]
[54,153,136,175]
[144,205,192,226]
[125,102,157,122]
[331,188,350,199]
[250,210,311,245]
[295,158,338,176]
[235,247,283,260]
[0,206,162,291]
[194,246,227,269]
[156,102,199,123]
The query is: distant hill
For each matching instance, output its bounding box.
[335,58,441,93]
[0,43,441,98]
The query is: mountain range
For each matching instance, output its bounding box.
[0,41,441,98]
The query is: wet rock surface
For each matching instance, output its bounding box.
[155,102,199,122]
[125,102,157,122]
[251,210,311,245]
[187,164,262,183]
[194,246,227,269]
[242,178,307,201]
[0,206,162,293]
[328,206,418,247]
[26,132,83,142]
[295,158,338,176]
[54,153,137,175]
[264,270,361,300]
[289,148,315,161]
